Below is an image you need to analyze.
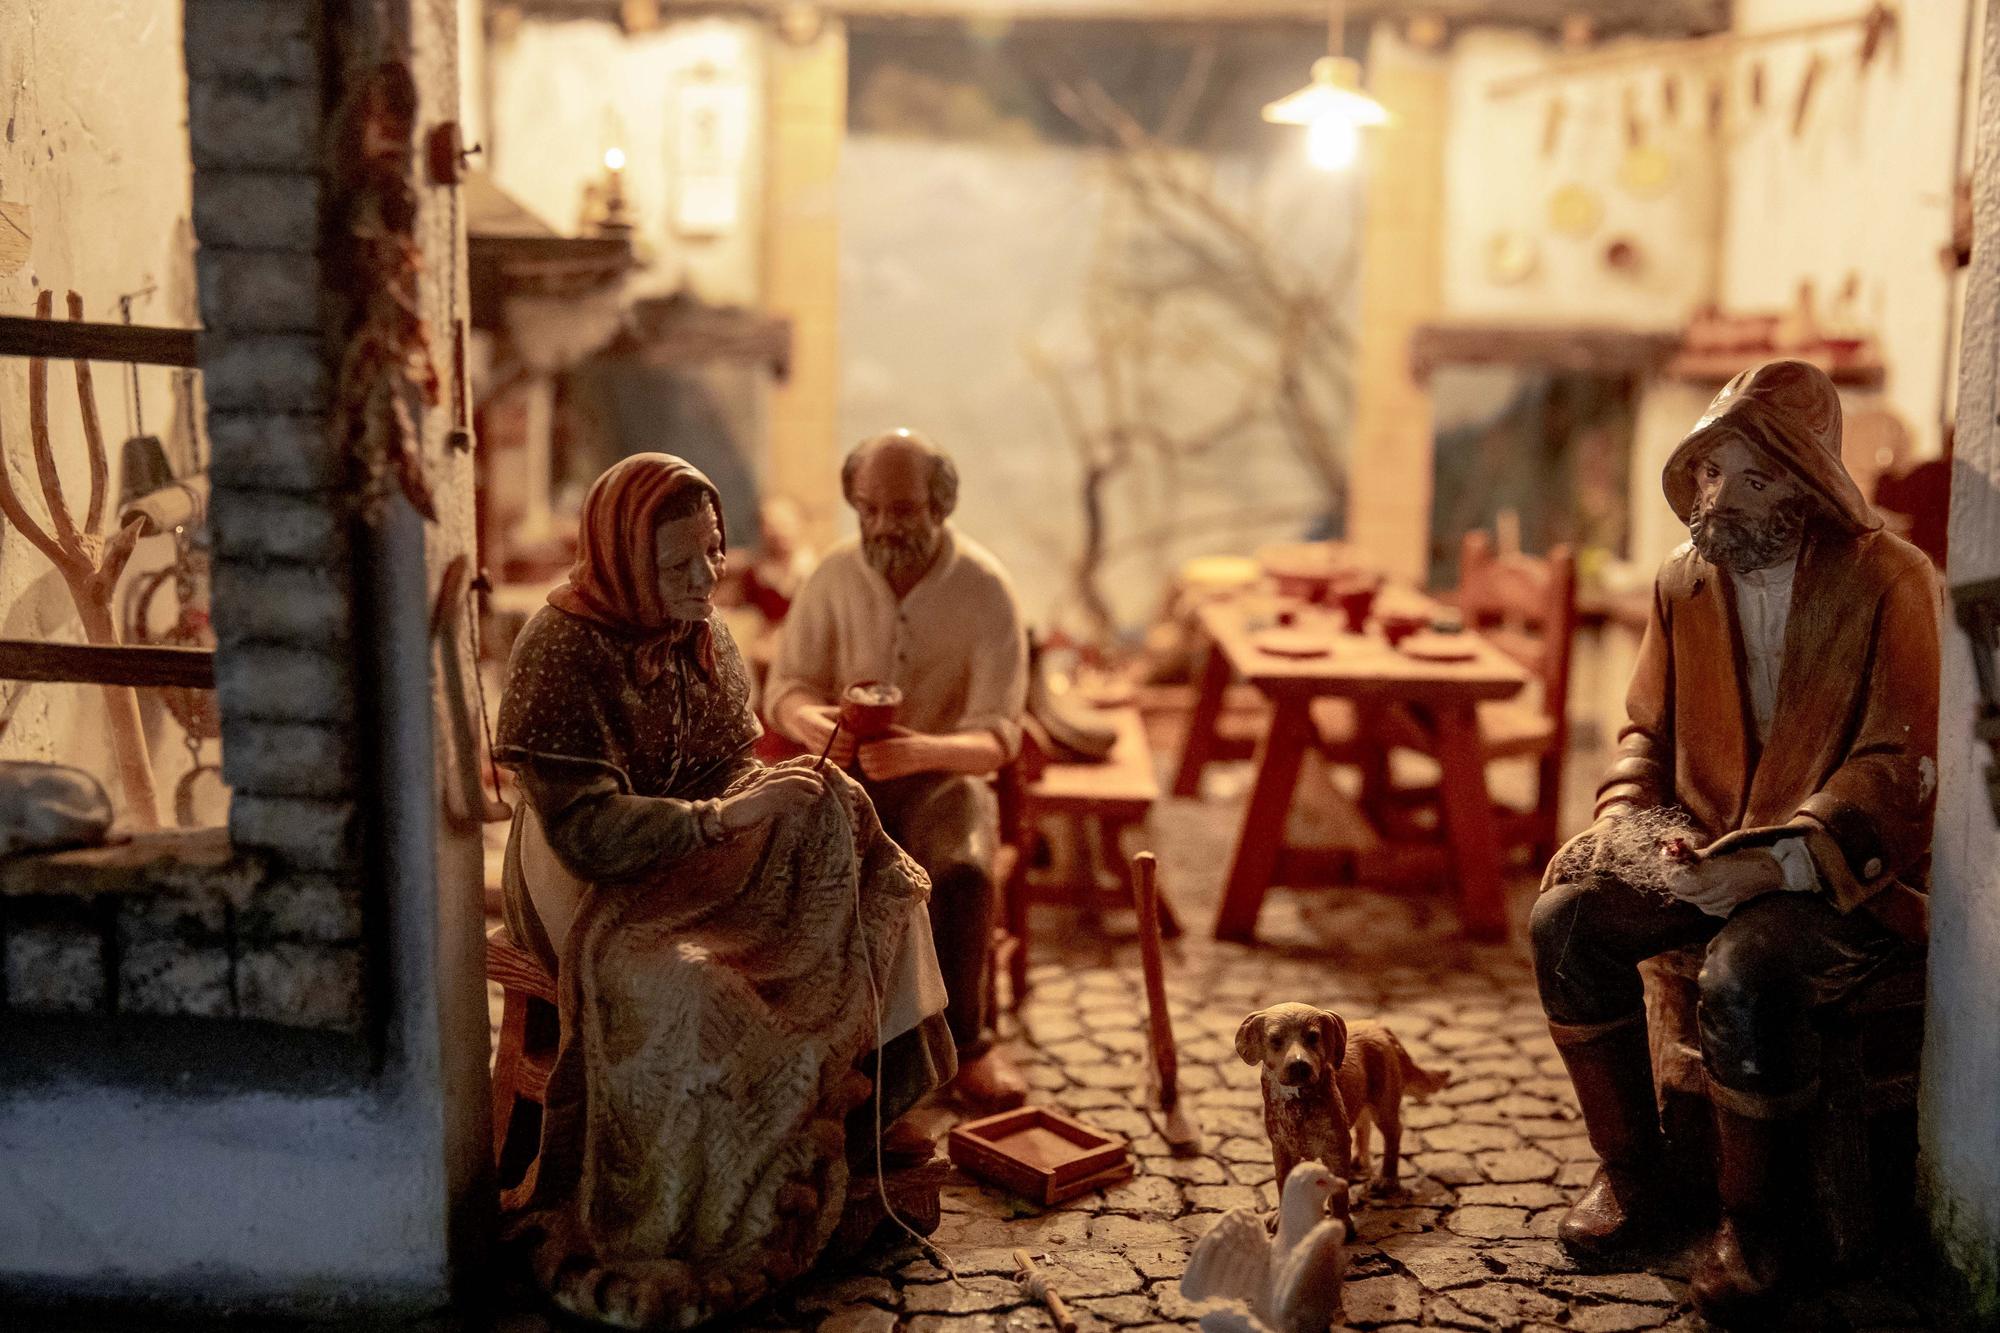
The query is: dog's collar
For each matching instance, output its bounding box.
[1272,1082,1308,1101]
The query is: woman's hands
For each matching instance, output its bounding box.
[718,768,826,834]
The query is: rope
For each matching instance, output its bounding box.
[850,832,963,1285]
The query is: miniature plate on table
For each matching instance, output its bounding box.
[1398,632,1477,662]
[1252,628,1335,659]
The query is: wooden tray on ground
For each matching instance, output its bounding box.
[947,1106,1133,1206]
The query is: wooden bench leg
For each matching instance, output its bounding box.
[1004,848,1030,1011]
[1809,1022,1872,1267]
[1171,641,1231,798]
[491,990,528,1167]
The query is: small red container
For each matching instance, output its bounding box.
[840,681,903,741]
[1332,573,1384,633]
[1381,611,1429,648]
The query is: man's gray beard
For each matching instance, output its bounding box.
[1688,494,1814,573]
[864,531,940,585]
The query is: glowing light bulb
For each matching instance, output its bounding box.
[604,147,627,172]
[1308,115,1360,171]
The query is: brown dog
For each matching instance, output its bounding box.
[1237,1003,1451,1229]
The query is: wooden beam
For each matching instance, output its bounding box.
[0,316,201,368]
[1487,5,1886,99]
[826,0,1722,29]
[1411,322,1681,379]
[0,640,215,689]
[517,0,1725,38]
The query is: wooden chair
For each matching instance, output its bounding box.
[1642,945,1926,1266]
[486,926,948,1235]
[988,754,1028,1016]
[1315,531,1578,864]
[487,926,559,1208]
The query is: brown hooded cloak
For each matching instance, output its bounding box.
[1597,360,1938,938]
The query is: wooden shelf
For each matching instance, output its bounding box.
[0,640,215,689]
[1663,349,1885,390]
[1411,322,1681,380]
[0,315,200,368]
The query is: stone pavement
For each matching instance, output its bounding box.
[491,787,1940,1333]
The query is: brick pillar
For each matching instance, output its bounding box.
[1346,26,1447,586]
[763,21,847,544]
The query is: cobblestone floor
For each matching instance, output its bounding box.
[492,785,1940,1333]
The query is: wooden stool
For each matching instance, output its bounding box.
[1642,943,1926,1265]
[1006,706,1177,1009]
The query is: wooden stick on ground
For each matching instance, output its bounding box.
[1134,850,1203,1153]
[1012,1250,1078,1333]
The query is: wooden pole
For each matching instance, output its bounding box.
[1134,851,1202,1152]
[1012,1250,1078,1333]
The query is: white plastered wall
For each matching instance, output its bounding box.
[1929,0,2000,1317]
[485,13,767,306]
[0,0,214,820]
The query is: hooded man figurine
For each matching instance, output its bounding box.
[1529,361,1938,1325]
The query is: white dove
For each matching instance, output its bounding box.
[1180,1161,1348,1333]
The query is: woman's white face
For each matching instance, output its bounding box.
[655,503,724,621]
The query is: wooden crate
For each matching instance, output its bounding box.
[947,1106,1134,1207]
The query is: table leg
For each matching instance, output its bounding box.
[1214,696,1312,943]
[1355,700,1392,824]
[1170,640,1231,799]
[1428,701,1509,941]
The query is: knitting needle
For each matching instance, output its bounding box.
[812,719,844,773]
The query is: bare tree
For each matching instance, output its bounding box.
[1031,75,1357,644]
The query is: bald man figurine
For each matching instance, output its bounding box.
[768,430,1032,1120]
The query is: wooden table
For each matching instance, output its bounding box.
[1171,596,1529,943]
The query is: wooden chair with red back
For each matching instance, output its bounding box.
[1451,530,1579,865]
[1314,529,1578,865]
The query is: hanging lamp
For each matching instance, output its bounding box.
[1261,0,1390,170]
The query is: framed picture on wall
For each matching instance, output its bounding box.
[675,76,749,235]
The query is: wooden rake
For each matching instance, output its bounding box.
[0,290,158,827]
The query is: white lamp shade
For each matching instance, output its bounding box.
[1262,56,1391,128]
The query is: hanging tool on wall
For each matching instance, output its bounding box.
[0,291,159,827]
[433,555,511,829]
[113,287,174,508]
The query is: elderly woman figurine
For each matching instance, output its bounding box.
[494,454,952,1330]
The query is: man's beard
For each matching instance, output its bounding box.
[1689,492,1816,572]
[864,527,942,585]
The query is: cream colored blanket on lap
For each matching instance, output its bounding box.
[510,765,936,1330]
